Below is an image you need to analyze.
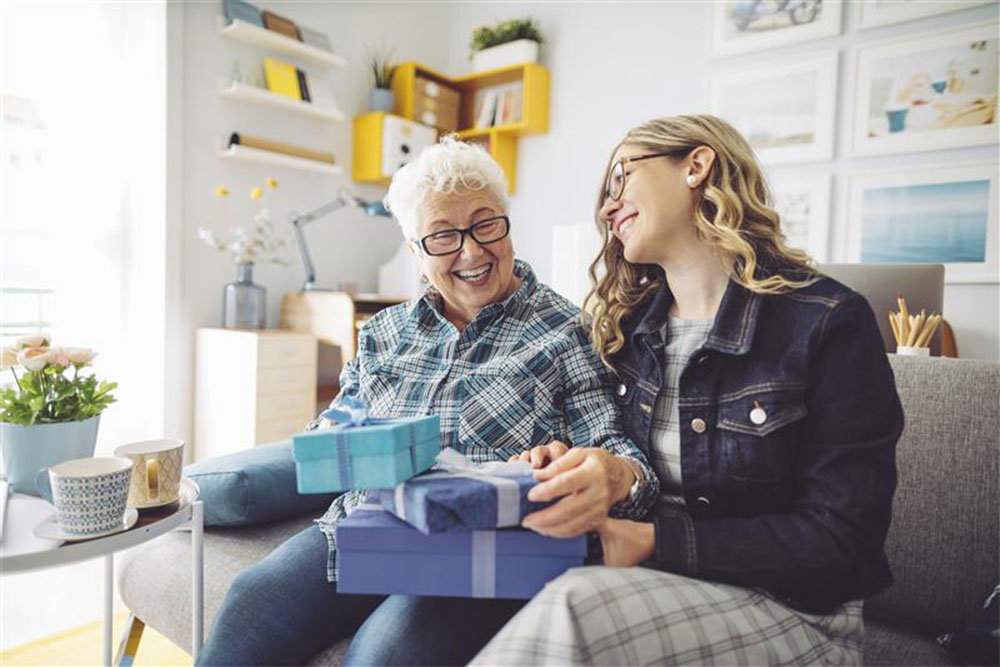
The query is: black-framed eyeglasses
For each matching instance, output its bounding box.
[417,216,511,256]
[605,151,683,202]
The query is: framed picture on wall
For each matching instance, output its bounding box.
[845,162,998,284]
[711,0,842,58]
[768,172,833,262]
[858,0,995,30]
[851,21,998,156]
[710,52,838,165]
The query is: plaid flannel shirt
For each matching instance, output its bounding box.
[313,260,658,581]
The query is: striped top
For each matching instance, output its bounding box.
[649,315,714,505]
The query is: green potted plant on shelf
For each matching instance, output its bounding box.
[368,48,395,112]
[0,335,117,495]
[470,18,543,72]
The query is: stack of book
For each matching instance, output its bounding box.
[474,83,524,129]
[263,58,313,103]
[223,0,333,53]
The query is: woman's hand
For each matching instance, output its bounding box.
[519,448,636,538]
[597,518,656,567]
[508,441,570,468]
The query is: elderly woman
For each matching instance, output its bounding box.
[196,136,659,667]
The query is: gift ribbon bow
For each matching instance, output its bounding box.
[392,448,533,529]
[322,395,382,428]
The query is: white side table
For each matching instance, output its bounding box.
[0,480,204,666]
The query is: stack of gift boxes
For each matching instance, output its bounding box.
[292,399,586,599]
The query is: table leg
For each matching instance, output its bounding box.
[104,553,113,667]
[191,500,204,661]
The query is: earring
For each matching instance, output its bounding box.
[686,174,697,188]
[419,274,429,284]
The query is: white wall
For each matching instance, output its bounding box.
[170,2,453,448]
[444,1,999,361]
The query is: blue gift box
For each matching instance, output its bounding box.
[292,415,440,493]
[336,506,587,599]
[374,452,555,534]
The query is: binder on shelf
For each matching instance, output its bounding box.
[223,0,262,27]
[297,69,311,103]
[261,9,300,40]
[264,58,302,101]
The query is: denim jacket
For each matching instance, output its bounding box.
[613,269,903,614]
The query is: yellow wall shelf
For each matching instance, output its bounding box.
[352,61,549,194]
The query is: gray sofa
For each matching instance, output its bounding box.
[118,355,1000,665]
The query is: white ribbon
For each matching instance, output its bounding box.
[392,448,531,527]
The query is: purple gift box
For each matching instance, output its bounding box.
[336,505,587,599]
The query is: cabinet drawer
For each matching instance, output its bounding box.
[257,365,314,396]
[257,389,315,421]
[257,338,315,369]
[256,414,313,445]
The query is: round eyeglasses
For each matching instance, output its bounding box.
[605,151,683,202]
[418,216,511,256]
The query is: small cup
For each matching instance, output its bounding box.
[36,457,134,536]
[896,345,930,357]
[114,439,185,508]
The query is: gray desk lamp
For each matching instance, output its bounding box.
[290,188,393,291]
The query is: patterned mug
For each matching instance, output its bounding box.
[37,457,134,536]
[114,439,185,508]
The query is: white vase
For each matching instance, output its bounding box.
[0,415,101,495]
[472,39,540,72]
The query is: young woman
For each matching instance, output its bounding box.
[479,115,904,665]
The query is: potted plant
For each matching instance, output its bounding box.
[368,49,395,112]
[0,335,117,495]
[198,177,291,329]
[470,18,543,72]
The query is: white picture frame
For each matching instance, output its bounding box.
[845,162,998,284]
[851,21,999,157]
[710,52,839,165]
[711,0,843,58]
[768,172,833,262]
[858,0,995,31]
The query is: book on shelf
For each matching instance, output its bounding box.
[298,25,332,52]
[473,83,524,129]
[261,9,300,40]
[474,90,498,129]
[495,86,523,126]
[223,0,262,27]
[297,69,311,103]
[264,58,302,101]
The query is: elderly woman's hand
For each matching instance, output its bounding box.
[596,518,656,567]
[519,448,636,538]
[508,441,570,468]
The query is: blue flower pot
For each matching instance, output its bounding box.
[0,415,101,495]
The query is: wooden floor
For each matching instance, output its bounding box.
[1,612,192,666]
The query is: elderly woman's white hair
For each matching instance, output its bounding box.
[383,135,510,240]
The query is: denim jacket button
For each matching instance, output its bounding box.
[616,383,627,397]
[691,418,707,434]
[696,496,711,506]
[697,354,709,365]
[750,406,768,425]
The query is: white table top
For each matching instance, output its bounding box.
[0,479,200,575]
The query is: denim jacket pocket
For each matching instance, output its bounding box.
[716,388,807,482]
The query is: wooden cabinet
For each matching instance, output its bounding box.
[194,329,317,461]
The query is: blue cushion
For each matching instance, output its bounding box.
[184,440,338,527]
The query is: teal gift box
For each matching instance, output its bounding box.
[292,415,440,493]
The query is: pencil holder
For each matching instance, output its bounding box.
[896,346,930,357]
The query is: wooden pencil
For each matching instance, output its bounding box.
[889,312,901,345]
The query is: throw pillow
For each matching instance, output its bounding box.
[184,440,338,526]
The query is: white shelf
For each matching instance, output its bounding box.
[218,143,343,176]
[220,19,346,69]
[219,81,345,122]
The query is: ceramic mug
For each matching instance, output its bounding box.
[114,439,185,508]
[35,456,134,536]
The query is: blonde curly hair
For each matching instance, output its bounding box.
[584,114,817,371]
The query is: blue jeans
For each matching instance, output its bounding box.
[196,524,525,666]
